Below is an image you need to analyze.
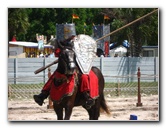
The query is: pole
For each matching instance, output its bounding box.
[47,67,53,109]
[136,67,143,107]
[96,9,158,42]
[34,59,58,74]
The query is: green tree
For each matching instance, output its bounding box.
[8,8,158,57]
[8,8,30,41]
[55,8,102,35]
[102,8,158,56]
[26,8,57,42]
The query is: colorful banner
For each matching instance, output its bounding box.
[104,15,110,20]
[104,41,109,57]
[72,14,79,19]
[36,34,44,51]
[38,40,44,51]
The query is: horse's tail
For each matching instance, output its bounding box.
[100,93,111,115]
[91,66,111,115]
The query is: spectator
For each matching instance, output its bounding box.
[48,49,55,58]
[39,52,44,58]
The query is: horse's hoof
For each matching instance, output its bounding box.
[33,95,43,106]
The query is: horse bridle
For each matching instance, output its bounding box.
[59,47,76,73]
[54,47,78,86]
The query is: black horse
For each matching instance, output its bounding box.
[51,44,110,120]
[53,47,110,120]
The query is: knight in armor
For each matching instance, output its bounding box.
[33,35,95,109]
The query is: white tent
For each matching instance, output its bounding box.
[109,45,127,57]
[9,41,52,48]
[115,46,127,53]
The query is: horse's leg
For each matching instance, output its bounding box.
[53,105,63,120]
[63,96,76,120]
[92,106,100,120]
[87,108,100,120]
[87,99,100,120]
[64,87,78,120]
[64,105,74,120]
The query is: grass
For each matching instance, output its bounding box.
[8,82,158,99]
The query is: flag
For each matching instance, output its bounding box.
[104,15,110,20]
[72,14,79,19]
[93,23,97,30]
[38,40,44,51]
[84,22,87,34]
[11,35,17,42]
[84,22,87,28]
[122,40,130,48]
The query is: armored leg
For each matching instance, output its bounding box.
[83,91,95,109]
[33,90,49,106]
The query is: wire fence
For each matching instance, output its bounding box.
[8,73,158,100]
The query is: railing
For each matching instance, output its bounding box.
[8,66,158,109]
[8,57,159,84]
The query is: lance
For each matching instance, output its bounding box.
[34,59,58,74]
[96,9,158,42]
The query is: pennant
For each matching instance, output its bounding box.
[84,22,87,28]
[11,35,17,42]
[72,14,79,19]
[104,15,110,20]
[93,23,97,30]
[83,23,87,34]
[122,40,130,48]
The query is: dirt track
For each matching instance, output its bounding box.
[8,95,159,121]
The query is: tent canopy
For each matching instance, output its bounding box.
[9,41,52,48]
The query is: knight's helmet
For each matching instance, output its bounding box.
[56,23,76,42]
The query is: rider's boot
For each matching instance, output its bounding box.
[33,90,49,106]
[83,91,95,109]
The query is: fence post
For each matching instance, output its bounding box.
[117,79,120,96]
[127,57,130,83]
[43,58,46,84]
[136,67,143,107]
[100,57,103,73]
[14,58,18,84]
[47,67,53,109]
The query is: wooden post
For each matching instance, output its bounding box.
[14,58,17,84]
[136,67,143,107]
[117,80,120,96]
[47,67,53,109]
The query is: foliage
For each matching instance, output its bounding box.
[102,8,158,56]
[8,8,158,54]
[8,82,158,99]
[8,8,30,41]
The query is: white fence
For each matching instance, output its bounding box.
[8,57,159,84]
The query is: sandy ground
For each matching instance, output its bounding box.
[8,95,159,121]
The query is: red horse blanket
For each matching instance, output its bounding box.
[50,70,99,103]
[50,71,75,103]
[80,70,99,99]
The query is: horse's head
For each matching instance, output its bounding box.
[57,47,76,75]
